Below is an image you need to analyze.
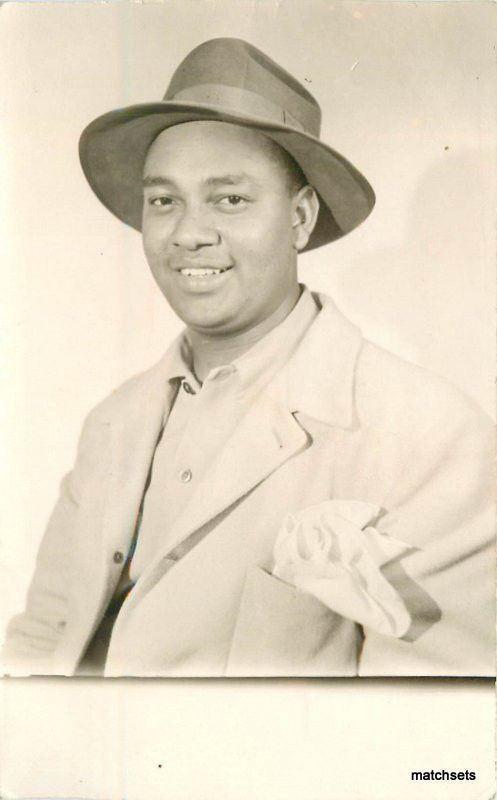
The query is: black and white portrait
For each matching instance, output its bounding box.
[2,2,495,681]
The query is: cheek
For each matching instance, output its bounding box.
[142,222,172,274]
[236,221,294,276]
[228,212,293,260]
[142,231,172,295]
[142,221,157,259]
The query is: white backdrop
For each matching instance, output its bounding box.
[1,3,495,798]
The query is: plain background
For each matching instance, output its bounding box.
[1,2,496,799]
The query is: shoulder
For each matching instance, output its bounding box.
[355,338,493,440]
[81,353,170,432]
[306,292,492,440]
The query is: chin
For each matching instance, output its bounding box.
[187,316,239,336]
[171,299,240,333]
[172,306,231,332]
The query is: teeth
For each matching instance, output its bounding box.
[180,267,229,277]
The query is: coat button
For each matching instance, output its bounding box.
[182,381,195,395]
[113,550,124,564]
[179,468,192,483]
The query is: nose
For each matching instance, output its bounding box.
[171,206,220,250]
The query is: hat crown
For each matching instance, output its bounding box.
[164,38,321,137]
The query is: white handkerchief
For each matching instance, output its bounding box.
[272,500,412,637]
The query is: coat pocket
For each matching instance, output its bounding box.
[225,566,360,677]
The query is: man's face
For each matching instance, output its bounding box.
[142,121,301,336]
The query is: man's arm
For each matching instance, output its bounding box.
[1,409,105,676]
[359,396,495,676]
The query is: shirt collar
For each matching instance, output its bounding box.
[166,334,197,386]
[164,285,319,393]
[158,288,364,430]
[229,286,319,391]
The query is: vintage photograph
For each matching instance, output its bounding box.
[2,2,495,680]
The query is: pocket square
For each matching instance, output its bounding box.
[272,500,412,637]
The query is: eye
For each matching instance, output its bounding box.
[149,195,175,208]
[216,195,248,210]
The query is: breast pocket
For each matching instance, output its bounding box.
[225,566,360,677]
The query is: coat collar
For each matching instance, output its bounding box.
[279,291,363,430]
[151,290,363,431]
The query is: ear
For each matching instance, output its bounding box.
[291,185,320,251]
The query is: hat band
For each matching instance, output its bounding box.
[169,83,307,133]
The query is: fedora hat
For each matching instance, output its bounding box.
[79,38,375,251]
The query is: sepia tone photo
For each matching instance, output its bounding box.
[2,2,495,681]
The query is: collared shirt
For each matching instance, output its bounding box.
[128,286,319,580]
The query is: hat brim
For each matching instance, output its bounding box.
[79,101,375,252]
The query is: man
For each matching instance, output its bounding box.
[3,38,494,677]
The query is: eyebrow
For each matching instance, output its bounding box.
[142,173,257,189]
[205,173,256,187]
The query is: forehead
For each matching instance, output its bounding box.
[144,121,287,180]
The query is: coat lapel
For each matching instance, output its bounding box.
[96,344,183,584]
[150,381,310,563]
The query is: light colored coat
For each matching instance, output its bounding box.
[3,293,495,677]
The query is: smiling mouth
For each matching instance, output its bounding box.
[179,266,233,277]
